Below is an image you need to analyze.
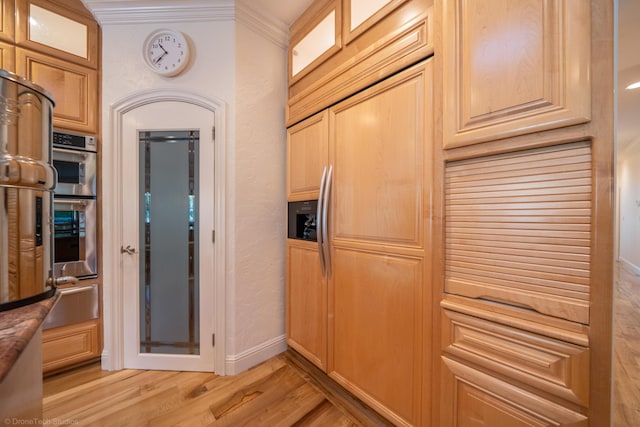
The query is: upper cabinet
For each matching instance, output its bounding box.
[287,0,433,126]
[286,110,329,201]
[289,0,341,84]
[16,47,98,134]
[0,0,14,43]
[345,0,405,43]
[442,0,591,149]
[16,0,99,69]
[10,0,100,134]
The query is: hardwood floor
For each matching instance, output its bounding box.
[43,351,389,426]
[614,261,640,426]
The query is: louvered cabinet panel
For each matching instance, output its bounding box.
[445,142,592,324]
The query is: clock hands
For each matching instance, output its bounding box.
[152,43,169,65]
[153,51,167,65]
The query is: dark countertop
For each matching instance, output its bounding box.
[0,294,59,383]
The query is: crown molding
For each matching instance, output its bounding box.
[235,0,288,49]
[81,0,233,24]
[81,0,289,48]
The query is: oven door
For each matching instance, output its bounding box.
[53,198,97,278]
[52,147,97,197]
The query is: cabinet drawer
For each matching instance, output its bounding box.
[442,308,589,406]
[441,357,588,427]
[42,319,100,373]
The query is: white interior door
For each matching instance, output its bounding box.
[121,101,215,371]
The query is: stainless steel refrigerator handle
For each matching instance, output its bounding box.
[317,166,327,276]
[322,165,333,278]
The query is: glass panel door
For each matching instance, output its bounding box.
[138,130,200,355]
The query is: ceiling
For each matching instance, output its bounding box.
[248,0,312,26]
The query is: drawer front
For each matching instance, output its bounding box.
[443,308,589,406]
[42,320,100,373]
[441,357,588,427]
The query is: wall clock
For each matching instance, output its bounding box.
[143,29,190,76]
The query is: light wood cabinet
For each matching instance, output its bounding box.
[326,59,433,426]
[289,0,341,84]
[15,0,99,68]
[287,59,434,425]
[16,47,98,134]
[0,0,13,43]
[42,319,100,374]
[286,110,329,201]
[441,357,587,427]
[442,0,591,149]
[286,240,327,371]
[287,0,433,125]
[344,0,406,43]
[0,40,14,72]
[436,0,614,426]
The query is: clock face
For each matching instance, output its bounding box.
[144,30,189,76]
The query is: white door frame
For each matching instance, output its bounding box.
[102,88,226,374]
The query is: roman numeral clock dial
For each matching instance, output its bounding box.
[143,29,190,76]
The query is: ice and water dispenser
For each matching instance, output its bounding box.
[287,200,318,241]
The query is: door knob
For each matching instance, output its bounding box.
[121,245,137,255]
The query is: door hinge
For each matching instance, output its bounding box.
[212,126,215,140]
[212,230,215,243]
[212,334,215,347]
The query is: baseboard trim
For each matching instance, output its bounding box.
[224,335,288,375]
[619,257,640,276]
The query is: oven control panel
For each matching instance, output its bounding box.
[53,131,97,152]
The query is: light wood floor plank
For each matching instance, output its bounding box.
[43,353,375,426]
[614,261,640,426]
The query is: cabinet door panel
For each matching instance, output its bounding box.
[329,248,422,425]
[287,110,329,201]
[345,0,406,43]
[327,59,433,426]
[0,0,14,43]
[16,47,98,134]
[286,241,327,370]
[16,0,99,68]
[442,0,590,148]
[329,63,428,248]
[289,0,341,83]
[0,41,14,72]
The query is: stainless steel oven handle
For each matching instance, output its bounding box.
[317,166,327,276]
[53,147,92,157]
[55,276,79,286]
[54,199,89,206]
[58,284,95,295]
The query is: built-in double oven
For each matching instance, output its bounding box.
[43,131,99,330]
[51,131,98,279]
